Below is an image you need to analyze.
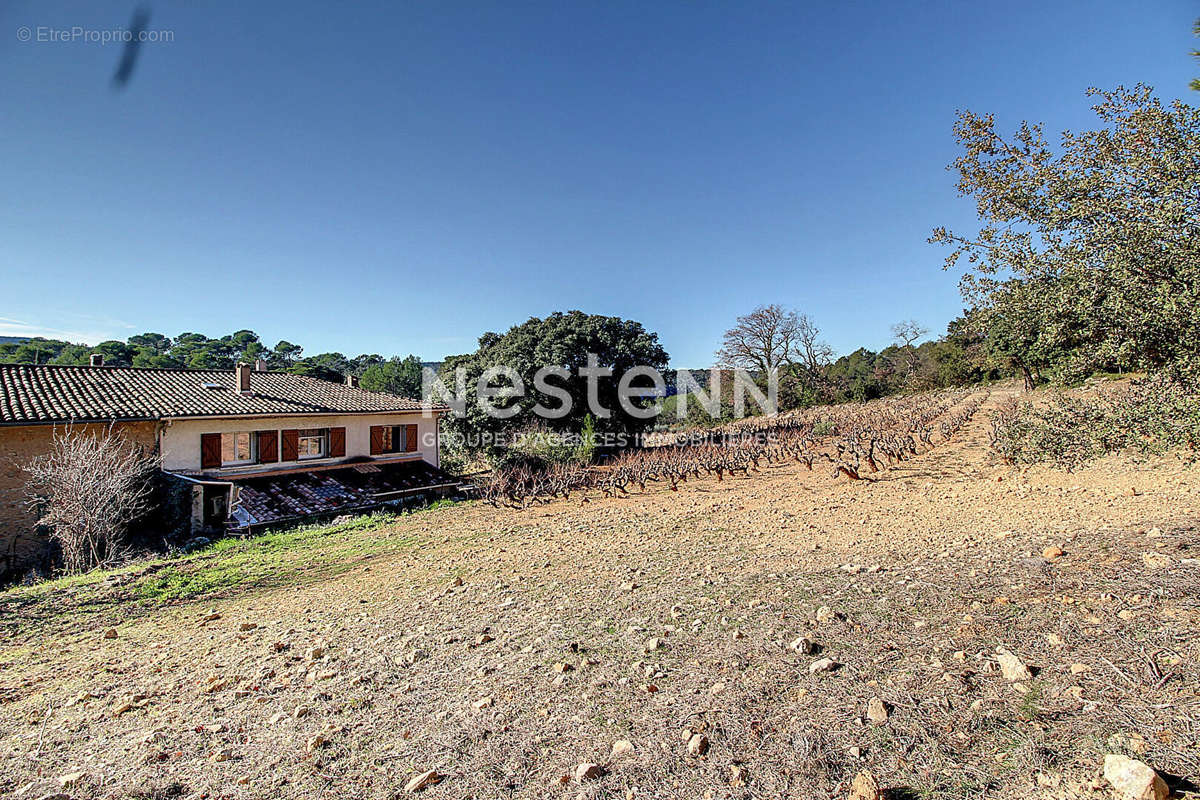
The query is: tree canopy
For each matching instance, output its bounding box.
[0,331,424,394]
[438,311,669,463]
[931,85,1200,384]
[359,355,424,398]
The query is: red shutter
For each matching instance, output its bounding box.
[405,424,418,453]
[200,433,222,469]
[257,430,278,464]
[281,429,299,461]
[329,427,346,458]
[369,425,384,456]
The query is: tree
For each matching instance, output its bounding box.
[23,426,159,574]
[131,350,184,369]
[128,332,172,356]
[0,338,74,365]
[51,344,93,365]
[360,355,423,398]
[170,333,227,369]
[716,304,826,379]
[127,332,181,368]
[0,331,431,387]
[931,85,1200,383]
[890,320,928,384]
[963,280,1071,390]
[351,353,386,373]
[795,314,834,376]
[826,348,885,401]
[289,352,351,382]
[1192,18,1199,92]
[90,340,136,367]
[225,330,269,365]
[272,341,303,366]
[440,311,669,464]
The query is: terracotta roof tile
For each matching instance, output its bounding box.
[0,365,438,424]
[229,460,458,526]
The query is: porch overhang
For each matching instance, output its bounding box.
[182,459,461,529]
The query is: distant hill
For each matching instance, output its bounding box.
[0,336,28,345]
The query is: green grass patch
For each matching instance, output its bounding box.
[1016,680,1046,721]
[1,507,450,614]
[130,512,416,603]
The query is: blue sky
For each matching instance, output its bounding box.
[1,1,1195,366]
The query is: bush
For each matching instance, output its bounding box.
[436,440,469,476]
[989,377,1200,468]
[23,426,160,574]
[1116,375,1200,454]
[575,414,597,464]
[492,424,581,471]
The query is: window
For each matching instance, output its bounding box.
[220,432,256,465]
[297,428,328,459]
[378,424,411,454]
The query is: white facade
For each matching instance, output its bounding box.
[159,412,439,474]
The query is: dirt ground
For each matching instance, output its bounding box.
[2,387,1198,799]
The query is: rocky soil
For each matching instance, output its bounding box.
[2,389,1198,799]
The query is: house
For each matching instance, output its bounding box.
[0,357,453,574]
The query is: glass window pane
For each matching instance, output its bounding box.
[297,429,327,458]
[220,432,254,463]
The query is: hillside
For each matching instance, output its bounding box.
[2,387,1197,799]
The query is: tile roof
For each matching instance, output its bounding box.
[0,364,440,424]
[229,459,460,527]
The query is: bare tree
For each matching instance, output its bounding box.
[891,319,929,383]
[24,426,160,574]
[717,304,825,376]
[796,315,834,377]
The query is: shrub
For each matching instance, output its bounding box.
[23,425,160,574]
[492,424,580,470]
[575,414,597,464]
[989,377,1200,468]
[1116,375,1200,454]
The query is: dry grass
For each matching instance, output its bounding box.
[1,386,1199,799]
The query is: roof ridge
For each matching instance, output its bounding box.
[0,363,441,424]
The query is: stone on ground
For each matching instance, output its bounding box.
[790,636,815,654]
[1102,754,1168,800]
[848,770,883,800]
[809,657,840,674]
[574,762,604,782]
[995,647,1033,681]
[404,769,442,793]
[610,740,635,758]
[866,696,889,725]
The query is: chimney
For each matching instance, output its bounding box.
[253,358,268,372]
[236,363,252,394]
[89,354,104,367]
[345,373,359,388]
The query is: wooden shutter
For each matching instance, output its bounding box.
[200,433,222,469]
[405,424,418,453]
[281,429,299,461]
[369,425,384,456]
[257,430,278,464]
[328,427,346,458]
